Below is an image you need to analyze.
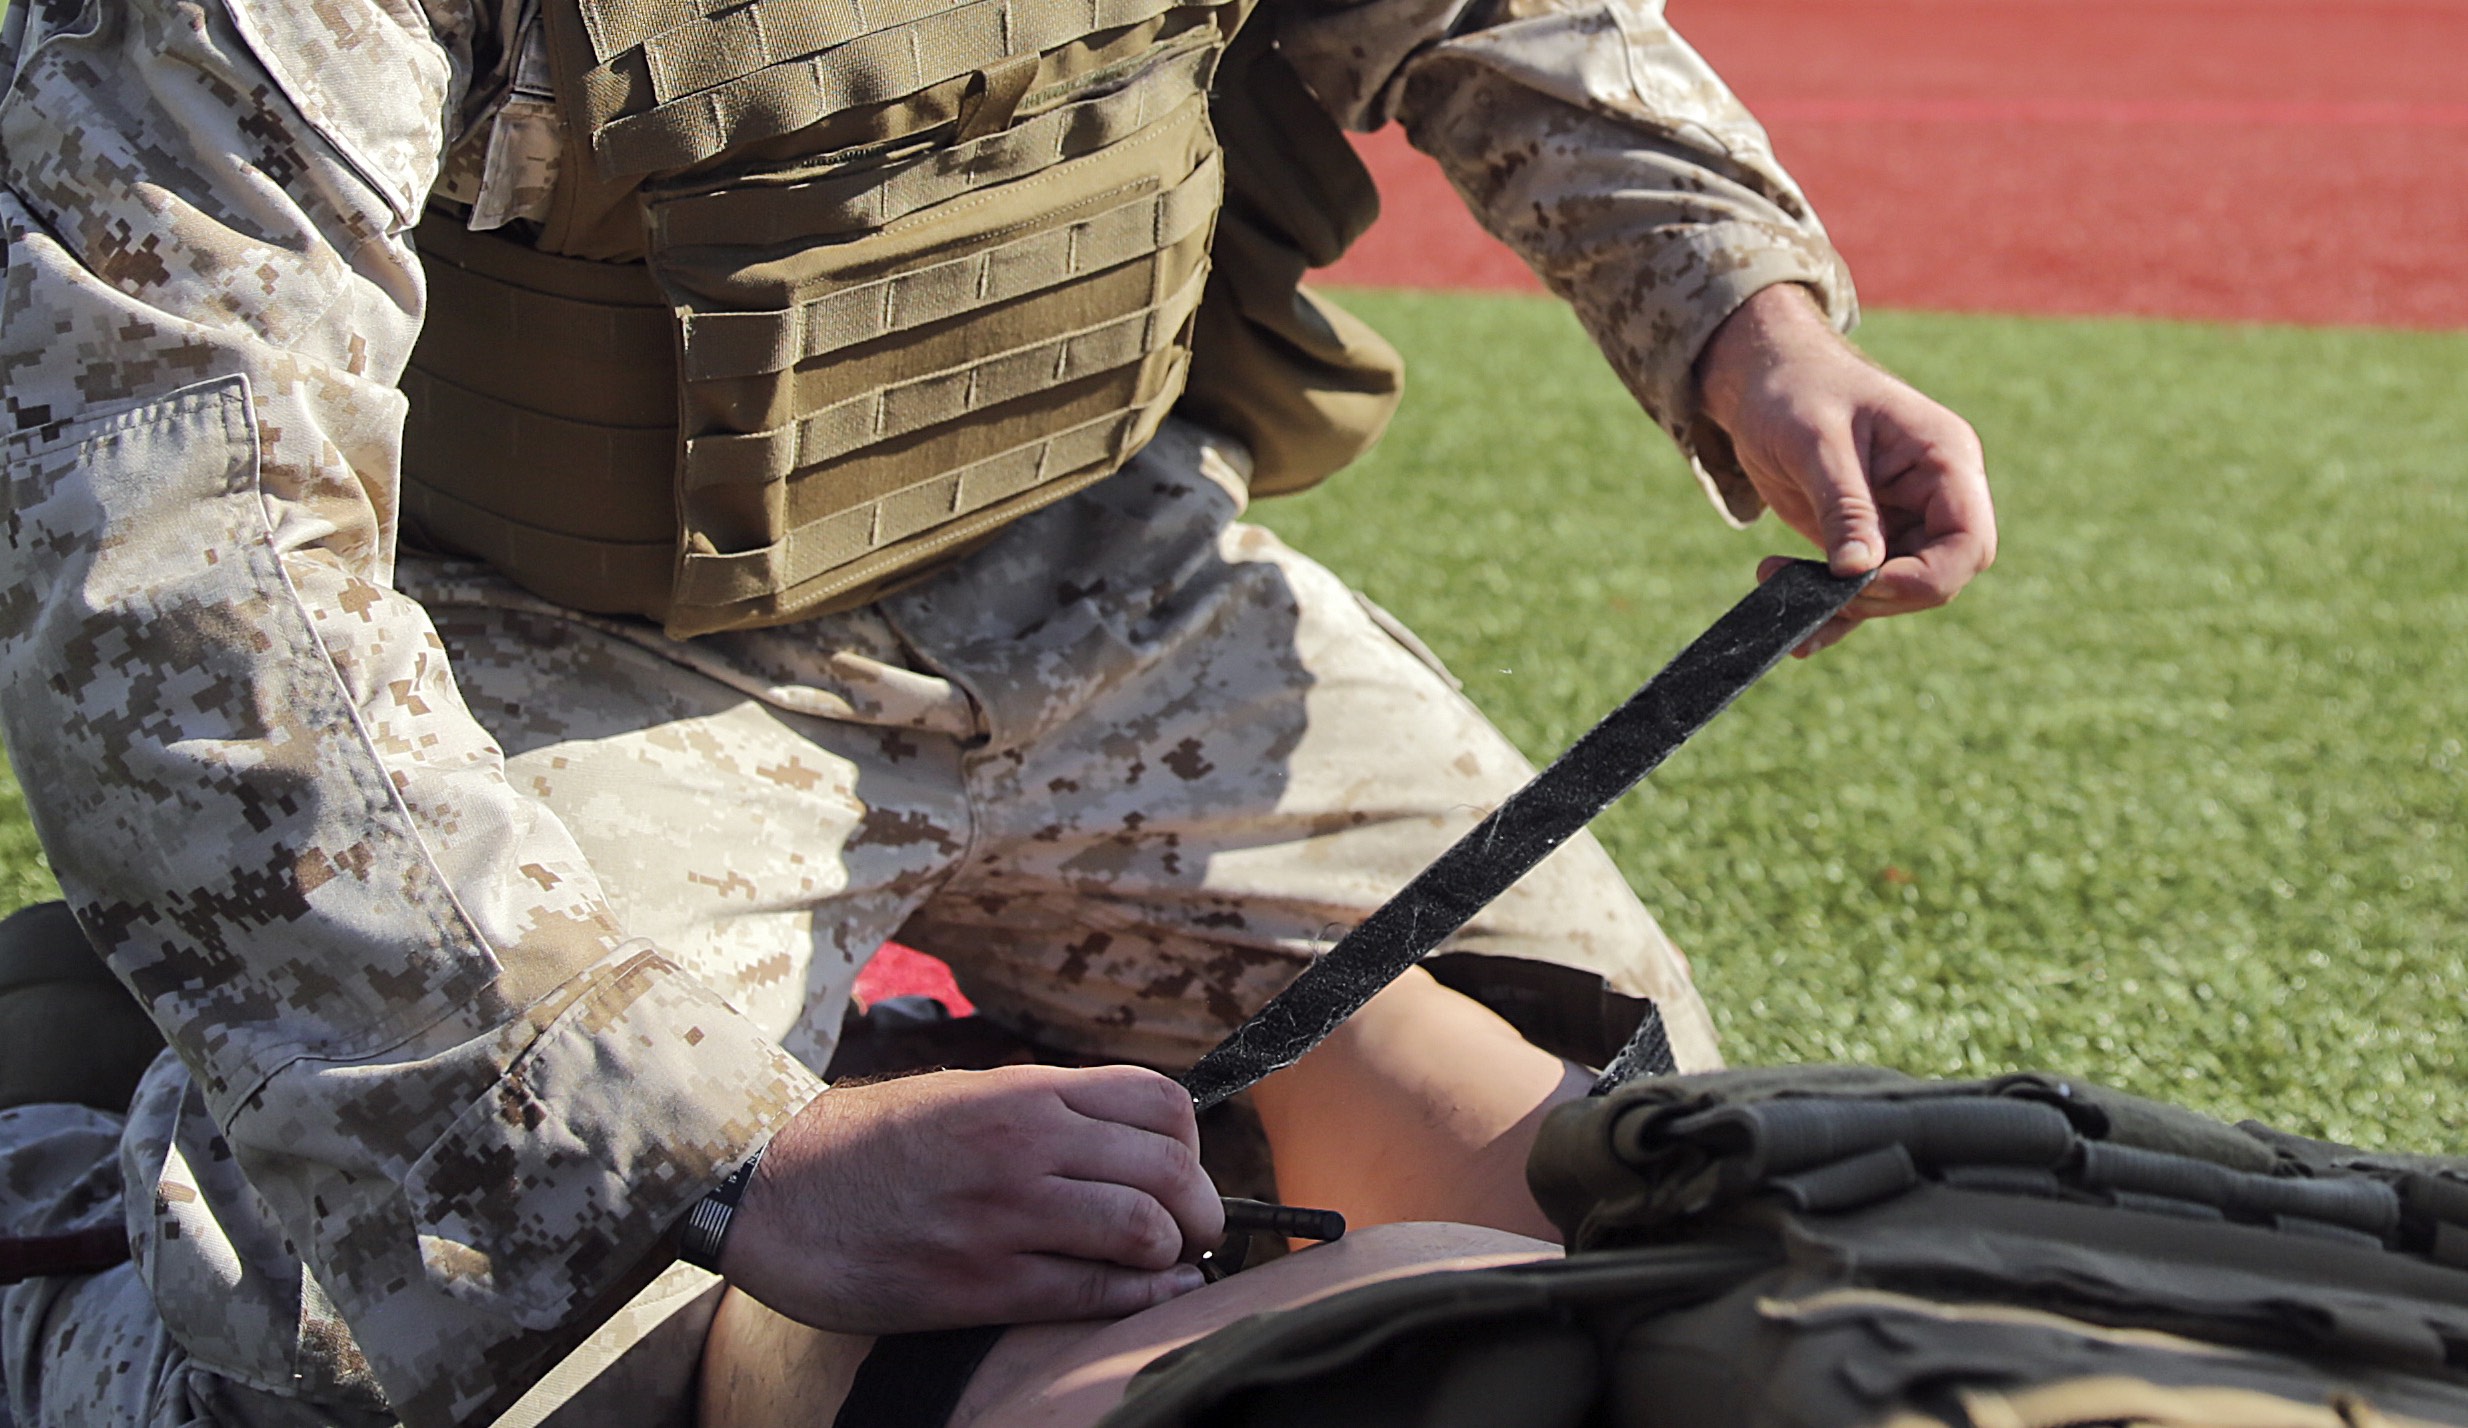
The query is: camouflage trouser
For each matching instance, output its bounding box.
[1,419,1716,1427]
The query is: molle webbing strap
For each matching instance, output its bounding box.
[576,0,1234,174]
[402,369,676,539]
[2074,1140,2404,1240]
[624,0,967,107]
[1533,1069,2468,1269]
[402,214,687,619]
[674,376,1170,608]
[574,0,703,60]
[1180,564,1877,1111]
[649,61,1220,634]
[708,322,1189,530]
[412,0,1241,633]
[414,223,674,423]
[685,258,1210,484]
[647,38,1216,250]
[678,143,1220,381]
[401,472,679,617]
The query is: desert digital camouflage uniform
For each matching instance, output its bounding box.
[0,0,1851,1420]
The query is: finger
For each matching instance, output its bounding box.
[1000,1176,1190,1271]
[1851,530,1992,617]
[1052,1064,1201,1153]
[1795,424,1886,577]
[1884,483,1997,609]
[1791,612,1862,659]
[1047,1119,1224,1255]
[1865,425,1996,614]
[996,1255,1208,1324]
[1837,476,1993,619]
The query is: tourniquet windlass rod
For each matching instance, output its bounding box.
[1221,1197,1345,1243]
[1181,560,1877,1111]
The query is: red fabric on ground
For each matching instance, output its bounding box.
[1323,0,2468,328]
[854,942,977,1014]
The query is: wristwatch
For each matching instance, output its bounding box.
[678,1142,765,1273]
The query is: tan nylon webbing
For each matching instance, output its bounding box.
[647,38,1216,249]
[676,392,1161,606]
[402,370,677,541]
[501,0,1250,632]
[585,0,1229,174]
[684,256,1209,485]
[693,327,1193,527]
[415,270,673,426]
[404,479,677,611]
[577,0,706,65]
[680,147,1219,381]
[633,0,952,106]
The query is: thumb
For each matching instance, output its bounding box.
[1016,1257,1208,1323]
[1801,426,1884,576]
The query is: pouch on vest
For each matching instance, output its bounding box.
[407,0,1241,635]
[1097,1069,2468,1427]
[401,0,1401,637]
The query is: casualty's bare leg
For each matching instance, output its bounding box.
[697,1222,1558,1428]
[697,971,1581,1423]
[697,1295,876,1428]
[1248,966,1591,1241]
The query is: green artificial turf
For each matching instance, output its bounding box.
[2,295,2462,1150]
[1249,290,2468,1149]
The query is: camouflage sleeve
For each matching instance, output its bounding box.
[0,2,820,1424]
[1271,0,1859,522]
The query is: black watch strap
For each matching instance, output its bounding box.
[678,1142,766,1273]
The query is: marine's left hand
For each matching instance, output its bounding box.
[1694,283,1997,656]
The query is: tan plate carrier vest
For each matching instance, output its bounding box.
[401,0,1405,637]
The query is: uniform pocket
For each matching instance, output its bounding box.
[219,0,452,226]
[0,377,501,1100]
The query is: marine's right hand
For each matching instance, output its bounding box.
[714,1064,1224,1331]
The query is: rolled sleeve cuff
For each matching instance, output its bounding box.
[349,947,824,1428]
[1628,222,1858,526]
[1366,0,1860,524]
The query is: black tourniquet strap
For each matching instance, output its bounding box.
[1590,1002,1678,1094]
[1181,562,1876,1110]
[834,1325,1010,1428]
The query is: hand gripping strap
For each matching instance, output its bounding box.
[1181,562,1876,1110]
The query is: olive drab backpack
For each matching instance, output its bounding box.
[1098,1066,2468,1428]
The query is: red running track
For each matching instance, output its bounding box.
[1324,0,2468,329]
